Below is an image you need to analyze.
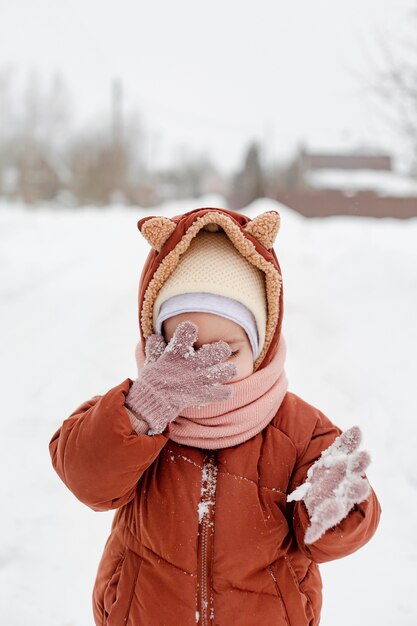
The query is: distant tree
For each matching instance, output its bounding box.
[263,154,301,195]
[364,5,417,175]
[45,72,72,147]
[229,142,265,209]
[149,151,221,206]
[0,69,72,202]
[61,79,140,205]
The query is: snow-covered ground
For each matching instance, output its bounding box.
[1,195,416,625]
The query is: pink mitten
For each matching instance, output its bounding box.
[287,426,372,544]
[125,320,237,435]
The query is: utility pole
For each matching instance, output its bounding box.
[111,79,123,148]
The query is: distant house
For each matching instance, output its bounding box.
[276,147,417,218]
[298,151,392,176]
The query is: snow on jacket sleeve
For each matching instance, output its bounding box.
[287,408,381,564]
[49,378,168,512]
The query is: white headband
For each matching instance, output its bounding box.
[154,292,260,360]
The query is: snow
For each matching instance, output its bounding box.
[1,193,416,624]
[198,460,218,523]
[286,480,311,503]
[305,167,417,196]
[197,500,211,523]
[183,344,196,358]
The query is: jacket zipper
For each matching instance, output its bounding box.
[268,564,290,626]
[197,451,218,626]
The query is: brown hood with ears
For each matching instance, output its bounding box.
[136,206,284,371]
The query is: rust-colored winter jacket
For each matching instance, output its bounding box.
[49,207,381,626]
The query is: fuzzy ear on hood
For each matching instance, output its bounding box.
[136,207,284,371]
[139,216,177,252]
[243,211,280,249]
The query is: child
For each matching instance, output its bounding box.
[49,207,381,626]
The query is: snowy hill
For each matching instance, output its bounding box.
[1,195,416,625]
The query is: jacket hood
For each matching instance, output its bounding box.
[136,206,284,371]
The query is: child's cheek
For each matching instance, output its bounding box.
[229,351,254,381]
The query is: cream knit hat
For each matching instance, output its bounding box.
[152,230,267,353]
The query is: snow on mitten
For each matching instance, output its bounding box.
[125,320,237,435]
[287,426,372,544]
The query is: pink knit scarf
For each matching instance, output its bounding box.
[134,335,288,449]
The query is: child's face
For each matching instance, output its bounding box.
[162,312,254,381]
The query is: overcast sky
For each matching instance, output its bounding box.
[1,0,415,172]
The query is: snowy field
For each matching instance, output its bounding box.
[1,195,416,625]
